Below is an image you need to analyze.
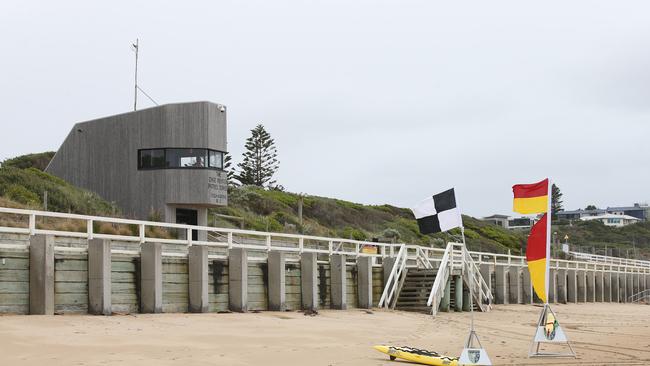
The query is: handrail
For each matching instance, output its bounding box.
[628,289,650,303]
[0,207,401,259]
[568,250,650,269]
[427,242,453,315]
[378,244,407,308]
[462,245,493,311]
[0,207,649,275]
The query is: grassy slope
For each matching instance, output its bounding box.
[212,185,525,254]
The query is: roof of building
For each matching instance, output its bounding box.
[580,214,641,222]
[482,214,510,219]
[557,209,606,215]
[606,205,648,212]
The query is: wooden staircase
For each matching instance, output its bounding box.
[395,268,437,313]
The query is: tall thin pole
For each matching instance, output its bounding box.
[133,38,139,111]
[545,179,552,304]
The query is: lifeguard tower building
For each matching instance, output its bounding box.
[46,101,228,238]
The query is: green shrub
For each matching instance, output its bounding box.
[5,184,40,205]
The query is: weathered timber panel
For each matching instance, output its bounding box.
[111,254,139,314]
[318,264,331,309]
[162,257,189,313]
[248,263,268,311]
[0,248,30,314]
[208,260,228,312]
[285,263,301,310]
[346,265,358,309]
[54,253,88,314]
[372,267,383,307]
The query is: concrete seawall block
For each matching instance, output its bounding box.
[567,269,577,303]
[556,269,567,304]
[495,265,507,304]
[577,270,586,302]
[357,257,372,309]
[382,257,396,288]
[586,271,595,303]
[300,253,318,311]
[29,234,55,315]
[228,248,248,312]
[268,251,286,311]
[522,267,533,304]
[189,245,209,313]
[330,254,347,310]
[88,238,111,315]
[141,242,163,313]
[508,267,521,304]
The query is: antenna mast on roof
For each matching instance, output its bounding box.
[130,39,158,110]
[132,38,139,111]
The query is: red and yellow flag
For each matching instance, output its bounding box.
[512,179,549,214]
[527,214,548,303]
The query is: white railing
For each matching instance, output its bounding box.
[462,245,493,312]
[378,244,407,308]
[427,242,454,316]
[0,207,401,259]
[1,206,649,279]
[628,289,650,303]
[568,250,650,269]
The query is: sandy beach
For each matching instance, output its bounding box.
[0,303,648,365]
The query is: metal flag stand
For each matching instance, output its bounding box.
[528,303,576,358]
[458,227,493,365]
[528,179,576,358]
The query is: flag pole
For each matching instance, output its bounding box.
[545,178,552,304]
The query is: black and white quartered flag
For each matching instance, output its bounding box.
[411,188,463,234]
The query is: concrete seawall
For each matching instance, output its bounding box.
[0,234,648,315]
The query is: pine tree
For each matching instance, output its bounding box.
[236,124,280,187]
[551,183,563,219]
[223,152,238,186]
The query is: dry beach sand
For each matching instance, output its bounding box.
[0,303,649,365]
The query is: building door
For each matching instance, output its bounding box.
[176,208,198,241]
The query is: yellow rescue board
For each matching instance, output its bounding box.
[374,345,459,366]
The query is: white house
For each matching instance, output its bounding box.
[580,214,641,227]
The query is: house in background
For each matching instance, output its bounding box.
[606,203,649,221]
[580,214,641,227]
[557,203,649,223]
[556,208,606,221]
[46,102,228,240]
[480,214,536,230]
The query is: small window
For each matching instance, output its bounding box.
[209,150,223,169]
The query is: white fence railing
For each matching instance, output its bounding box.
[628,289,650,303]
[0,206,649,277]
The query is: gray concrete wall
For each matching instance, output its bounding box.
[228,248,247,312]
[88,239,111,315]
[495,265,508,304]
[556,269,567,304]
[567,269,578,303]
[508,266,521,304]
[46,102,228,223]
[29,235,55,315]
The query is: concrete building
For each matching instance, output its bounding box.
[580,214,641,228]
[46,102,228,237]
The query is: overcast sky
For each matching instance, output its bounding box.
[1,1,649,216]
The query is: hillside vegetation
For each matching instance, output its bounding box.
[0,152,648,259]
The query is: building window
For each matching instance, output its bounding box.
[209,150,223,169]
[138,148,224,170]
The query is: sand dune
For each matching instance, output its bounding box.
[0,303,648,365]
